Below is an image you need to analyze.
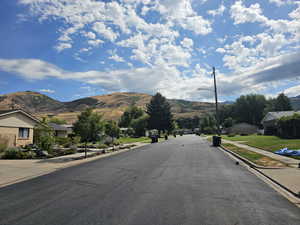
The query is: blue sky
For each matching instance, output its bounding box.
[0,0,300,102]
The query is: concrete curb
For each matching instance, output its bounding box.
[45,143,143,162]
[218,145,300,199]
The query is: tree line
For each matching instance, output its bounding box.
[218,93,292,128]
[36,92,296,152]
[172,93,294,135]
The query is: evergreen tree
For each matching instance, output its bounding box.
[274,93,292,111]
[146,93,173,134]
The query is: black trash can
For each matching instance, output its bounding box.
[151,135,159,143]
[212,136,221,147]
[151,136,156,143]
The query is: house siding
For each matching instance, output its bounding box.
[0,113,36,128]
[0,127,34,147]
[0,112,38,147]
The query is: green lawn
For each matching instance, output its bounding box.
[119,137,151,144]
[222,135,300,159]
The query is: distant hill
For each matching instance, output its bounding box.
[0,91,216,124]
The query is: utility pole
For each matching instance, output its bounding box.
[212,67,220,136]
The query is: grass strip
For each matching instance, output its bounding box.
[119,137,150,144]
[222,143,286,167]
[222,135,300,160]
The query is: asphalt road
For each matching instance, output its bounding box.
[1,135,300,225]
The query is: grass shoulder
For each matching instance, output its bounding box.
[221,135,300,160]
[119,137,151,144]
[222,143,286,167]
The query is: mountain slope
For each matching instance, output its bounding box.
[0,91,216,123]
[0,91,65,112]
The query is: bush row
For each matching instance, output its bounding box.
[277,113,300,139]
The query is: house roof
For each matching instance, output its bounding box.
[48,123,72,131]
[0,109,41,123]
[262,111,300,123]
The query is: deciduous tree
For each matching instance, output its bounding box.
[73,108,104,157]
[119,106,144,128]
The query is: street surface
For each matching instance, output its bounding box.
[0,135,299,225]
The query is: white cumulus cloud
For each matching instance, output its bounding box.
[39,89,55,94]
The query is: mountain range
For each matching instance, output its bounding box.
[1,91,299,124]
[0,91,216,123]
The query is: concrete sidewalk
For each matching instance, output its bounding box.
[0,142,148,188]
[221,139,300,197]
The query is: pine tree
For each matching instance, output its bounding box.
[146,93,173,134]
[274,93,292,111]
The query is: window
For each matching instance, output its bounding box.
[19,128,30,139]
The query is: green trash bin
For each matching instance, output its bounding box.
[212,136,221,146]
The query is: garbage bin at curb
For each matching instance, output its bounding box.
[212,136,221,147]
[151,135,159,143]
[151,136,156,143]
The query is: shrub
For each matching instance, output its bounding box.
[38,136,55,154]
[202,127,215,135]
[277,113,300,139]
[34,122,55,154]
[113,140,120,146]
[63,148,76,155]
[97,143,108,149]
[228,133,236,137]
[55,137,70,146]
[2,148,20,159]
[124,128,135,137]
[23,151,36,159]
[1,148,36,159]
[240,133,248,136]
[72,136,81,145]
[104,136,113,146]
